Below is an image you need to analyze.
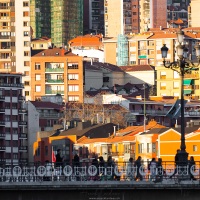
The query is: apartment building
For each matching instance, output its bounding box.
[0,0,31,100]
[30,0,83,47]
[0,73,28,165]
[31,48,84,103]
[88,0,104,35]
[104,0,132,37]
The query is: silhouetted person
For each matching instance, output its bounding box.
[134,156,143,181]
[170,149,180,179]
[73,154,80,167]
[56,149,63,168]
[189,156,196,180]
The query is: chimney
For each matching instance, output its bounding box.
[113,126,116,136]
[61,48,65,56]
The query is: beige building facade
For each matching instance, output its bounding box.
[0,0,31,100]
[188,0,200,27]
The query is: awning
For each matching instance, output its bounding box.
[183,79,192,85]
[184,90,192,94]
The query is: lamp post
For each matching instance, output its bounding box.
[161,29,200,164]
[143,83,146,132]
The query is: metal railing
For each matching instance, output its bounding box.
[0,161,199,183]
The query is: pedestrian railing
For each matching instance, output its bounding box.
[0,162,199,183]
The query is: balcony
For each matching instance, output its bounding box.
[45,79,64,84]
[184,74,199,79]
[19,158,28,163]
[45,90,64,95]
[45,68,64,73]
[138,55,147,59]
[0,121,5,126]
[19,121,27,126]
[130,109,168,116]
[19,133,27,139]
[18,96,25,101]
[19,146,28,152]
[0,108,5,113]
[0,133,5,138]
[18,109,27,114]
[39,113,61,118]
[0,96,5,101]
[0,146,6,151]
[0,83,23,88]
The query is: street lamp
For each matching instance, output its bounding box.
[161,29,200,164]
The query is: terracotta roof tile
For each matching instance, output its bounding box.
[31,48,77,57]
[30,101,62,110]
[120,65,155,72]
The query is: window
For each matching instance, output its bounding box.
[23,2,29,7]
[24,61,29,66]
[138,143,144,153]
[24,51,29,56]
[193,145,197,152]
[68,74,79,80]
[174,71,179,79]
[24,71,29,76]
[35,85,41,92]
[35,74,41,81]
[68,85,79,92]
[35,63,41,70]
[25,91,29,96]
[124,144,130,153]
[23,11,29,17]
[24,41,29,47]
[160,71,166,79]
[24,31,29,36]
[68,96,79,102]
[23,21,29,26]
[160,82,166,90]
[147,143,151,153]
[68,63,79,69]
[174,82,179,89]
[24,81,29,86]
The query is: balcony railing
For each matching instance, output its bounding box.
[0,133,5,138]
[19,121,27,125]
[45,68,64,72]
[130,110,168,116]
[184,74,199,79]
[0,108,5,112]
[45,79,64,83]
[0,146,6,151]
[19,133,27,139]
[0,95,5,100]
[39,113,61,118]
[0,121,5,125]
[0,83,23,88]
[19,146,28,151]
[45,90,64,94]
[18,96,25,101]
[18,109,27,114]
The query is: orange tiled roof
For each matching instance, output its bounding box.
[68,35,103,47]
[120,65,155,72]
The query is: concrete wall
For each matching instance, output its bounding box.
[1,187,200,200]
